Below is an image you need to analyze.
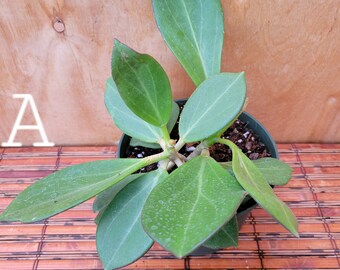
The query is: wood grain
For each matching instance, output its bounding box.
[0,0,339,145]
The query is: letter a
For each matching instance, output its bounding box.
[2,94,55,147]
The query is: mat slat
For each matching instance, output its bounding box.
[0,144,339,269]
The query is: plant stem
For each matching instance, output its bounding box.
[160,125,171,144]
[165,139,215,171]
[142,150,170,167]
[201,148,210,157]
[173,157,184,167]
[217,138,232,148]
[158,139,167,151]
[175,138,186,151]
[168,151,187,168]
[158,159,170,170]
[166,161,175,171]
[186,139,215,160]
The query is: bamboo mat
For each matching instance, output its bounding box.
[0,144,339,270]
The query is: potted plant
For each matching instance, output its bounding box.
[0,1,298,269]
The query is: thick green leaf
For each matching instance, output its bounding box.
[93,174,143,213]
[251,158,292,186]
[142,156,247,258]
[93,173,145,224]
[97,169,168,270]
[220,158,293,186]
[94,209,105,225]
[128,101,180,148]
[179,73,246,142]
[223,140,298,237]
[153,0,224,86]
[219,162,233,172]
[203,216,238,249]
[129,138,161,149]
[112,40,172,127]
[167,101,180,132]
[0,159,145,223]
[105,78,162,143]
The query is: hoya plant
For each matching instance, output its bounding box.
[0,1,298,269]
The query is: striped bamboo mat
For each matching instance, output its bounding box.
[0,144,339,269]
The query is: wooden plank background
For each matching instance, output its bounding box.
[0,144,339,269]
[0,0,339,145]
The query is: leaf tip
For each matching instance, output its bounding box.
[113,38,122,47]
[112,39,128,62]
[171,250,186,259]
[291,225,299,238]
[105,77,113,86]
[288,216,299,238]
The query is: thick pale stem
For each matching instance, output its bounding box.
[173,157,184,167]
[169,151,186,167]
[158,139,167,151]
[201,148,210,157]
[158,159,170,170]
[166,161,175,170]
[166,140,214,171]
[142,150,170,167]
[175,138,186,151]
[165,151,187,170]
[186,139,215,160]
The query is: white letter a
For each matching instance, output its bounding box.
[2,94,55,147]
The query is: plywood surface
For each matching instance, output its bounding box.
[0,0,339,145]
[0,144,339,269]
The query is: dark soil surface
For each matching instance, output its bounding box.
[126,118,271,173]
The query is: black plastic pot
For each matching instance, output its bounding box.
[118,100,278,255]
[118,99,278,159]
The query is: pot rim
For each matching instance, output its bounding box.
[117,111,279,159]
